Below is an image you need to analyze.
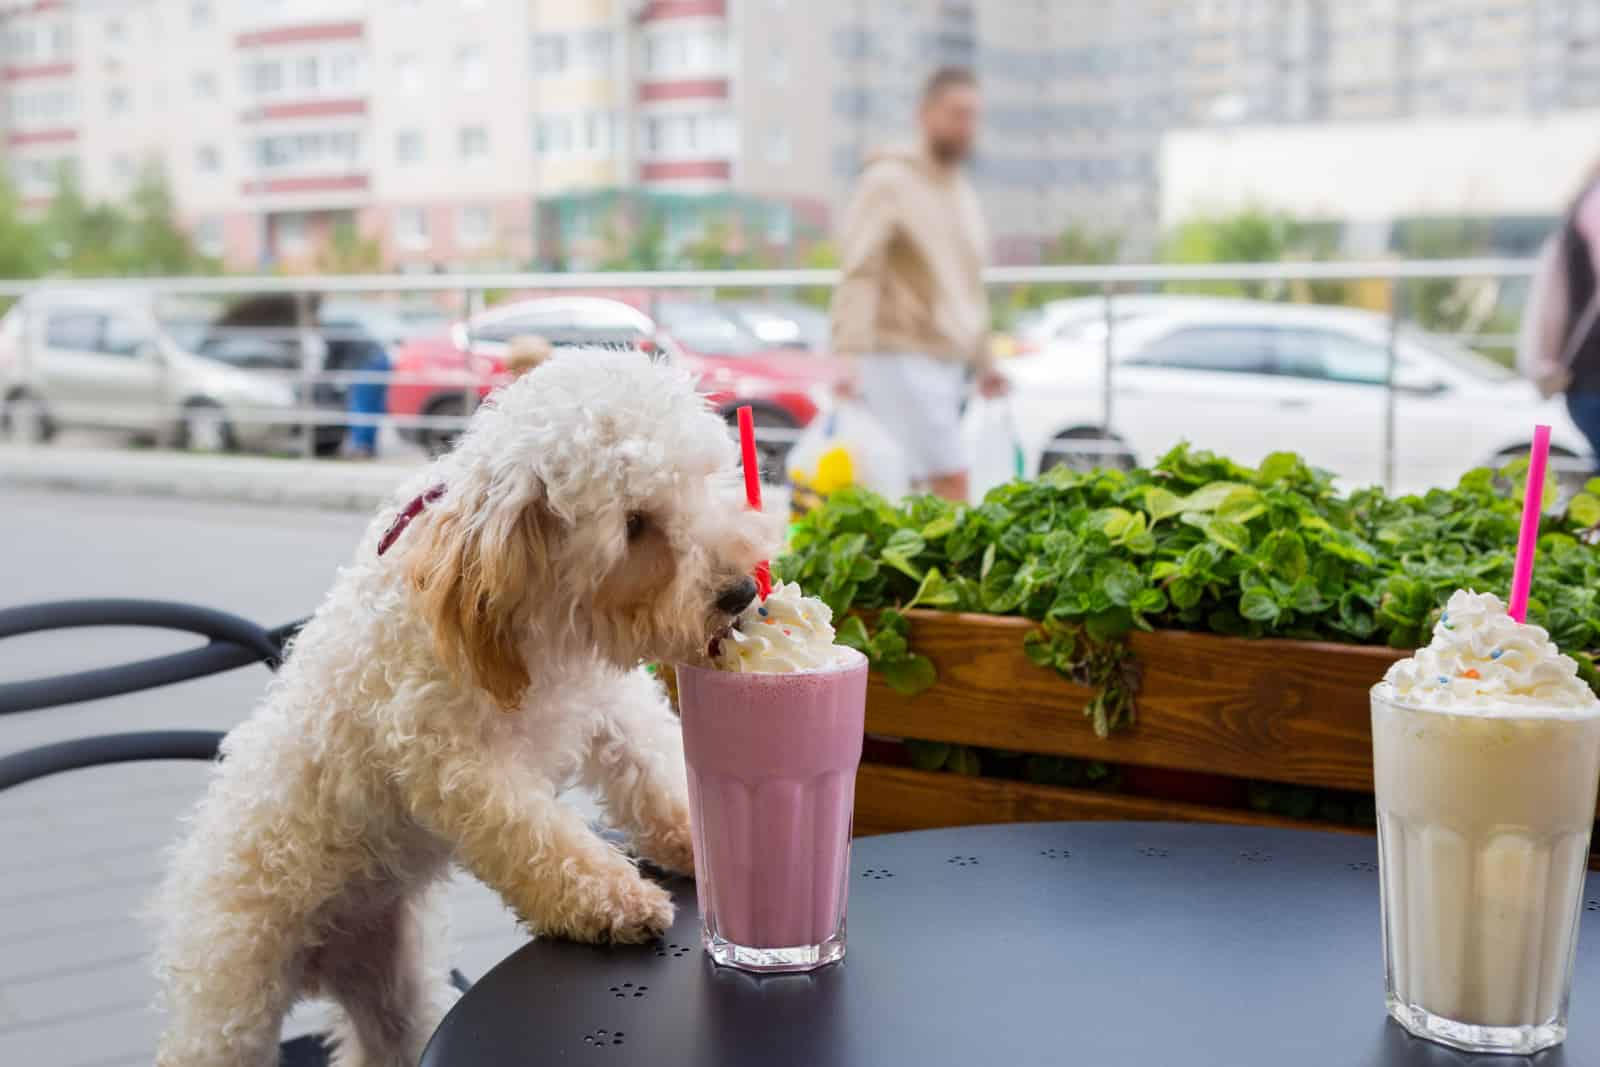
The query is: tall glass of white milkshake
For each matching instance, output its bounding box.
[1373,590,1600,1054]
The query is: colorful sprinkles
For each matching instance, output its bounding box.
[757,607,768,617]
[1490,649,1504,660]
[1461,668,1481,680]
[1437,675,1451,685]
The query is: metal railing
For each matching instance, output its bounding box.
[0,258,1574,490]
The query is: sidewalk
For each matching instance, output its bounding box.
[0,444,417,513]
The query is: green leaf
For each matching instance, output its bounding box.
[1143,486,1185,522]
[905,567,960,610]
[882,654,937,696]
[1179,481,1252,514]
[905,739,951,771]
[946,745,983,776]
[979,541,997,581]
[834,615,871,653]
[1239,587,1280,622]
[1100,561,1144,607]
[1100,507,1134,539]
[920,514,956,540]
[1205,519,1251,554]
[1257,451,1300,484]
[1569,493,1600,527]
[1216,486,1266,524]
[1263,531,1309,583]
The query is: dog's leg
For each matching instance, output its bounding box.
[407,749,674,943]
[321,890,455,1067]
[154,895,304,1067]
[583,668,695,876]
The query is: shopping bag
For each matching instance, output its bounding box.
[963,397,1025,503]
[787,400,911,500]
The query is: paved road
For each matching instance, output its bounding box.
[0,489,540,1065]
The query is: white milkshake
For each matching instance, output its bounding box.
[1373,590,1600,1054]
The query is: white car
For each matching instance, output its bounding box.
[1002,300,1591,495]
[1011,294,1258,354]
[0,290,300,451]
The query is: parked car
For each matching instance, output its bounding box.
[0,290,298,451]
[1001,300,1591,495]
[188,295,393,455]
[390,296,843,458]
[1009,294,1262,356]
[716,300,831,351]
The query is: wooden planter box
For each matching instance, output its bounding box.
[854,610,1408,837]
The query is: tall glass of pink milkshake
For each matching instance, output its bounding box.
[676,581,868,973]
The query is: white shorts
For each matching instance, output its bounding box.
[855,352,968,482]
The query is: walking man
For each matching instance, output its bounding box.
[830,65,1006,502]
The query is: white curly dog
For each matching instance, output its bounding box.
[154,350,779,1066]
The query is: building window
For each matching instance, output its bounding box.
[195,143,221,173]
[458,204,492,248]
[276,213,309,256]
[396,53,423,95]
[642,27,730,78]
[194,217,223,258]
[395,129,424,164]
[535,115,573,156]
[394,206,428,250]
[458,125,489,162]
[190,1,212,27]
[639,112,735,160]
[531,33,568,77]
[583,112,617,156]
[769,42,788,85]
[457,45,487,91]
[578,29,613,70]
[107,18,126,43]
[48,24,70,59]
[764,128,790,164]
[244,50,365,99]
[246,60,284,96]
[192,71,218,100]
[253,130,362,171]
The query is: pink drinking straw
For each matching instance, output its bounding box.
[1507,423,1552,623]
[736,406,772,598]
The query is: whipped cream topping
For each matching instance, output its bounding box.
[1382,589,1598,714]
[712,580,852,673]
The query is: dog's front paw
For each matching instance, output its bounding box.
[595,872,676,944]
[636,812,695,877]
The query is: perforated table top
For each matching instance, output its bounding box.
[421,822,1600,1066]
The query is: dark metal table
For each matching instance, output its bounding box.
[421,823,1600,1066]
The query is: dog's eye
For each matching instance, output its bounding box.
[625,511,649,541]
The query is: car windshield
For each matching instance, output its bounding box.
[1401,326,1515,382]
[656,303,764,356]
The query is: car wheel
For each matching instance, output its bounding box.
[422,395,467,456]
[724,406,795,481]
[1,389,53,445]
[1493,444,1586,497]
[314,424,347,458]
[177,399,236,453]
[1040,427,1135,475]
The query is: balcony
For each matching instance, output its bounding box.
[637,0,726,20]
[638,78,729,102]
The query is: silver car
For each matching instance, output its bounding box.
[0,290,299,451]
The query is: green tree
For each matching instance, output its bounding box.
[599,211,669,271]
[0,172,43,279]
[1161,207,1292,298]
[796,239,839,310]
[1001,224,1123,324]
[1392,218,1498,334]
[125,163,216,275]
[315,218,383,274]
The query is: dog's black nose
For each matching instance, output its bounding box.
[715,576,759,615]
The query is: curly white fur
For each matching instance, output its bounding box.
[153,351,780,1067]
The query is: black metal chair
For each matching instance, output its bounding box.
[1,601,322,1065]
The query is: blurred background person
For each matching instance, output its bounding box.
[829,65,1007,503]
[342,331,391,460]
[505,335,553,380]
[1519,161,1600,471]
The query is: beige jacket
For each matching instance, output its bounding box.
[829,144,990,367]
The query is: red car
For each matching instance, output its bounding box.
[389,296,843,457]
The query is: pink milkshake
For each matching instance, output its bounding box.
[676,581,867,973]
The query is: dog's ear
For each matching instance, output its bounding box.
[404,487,552,710]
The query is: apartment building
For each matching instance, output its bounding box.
[3,0,1600,270]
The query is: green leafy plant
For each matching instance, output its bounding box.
[775,445,1600,753]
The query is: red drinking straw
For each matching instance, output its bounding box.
[1507,423,1552,624]
[736,406,772,598]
